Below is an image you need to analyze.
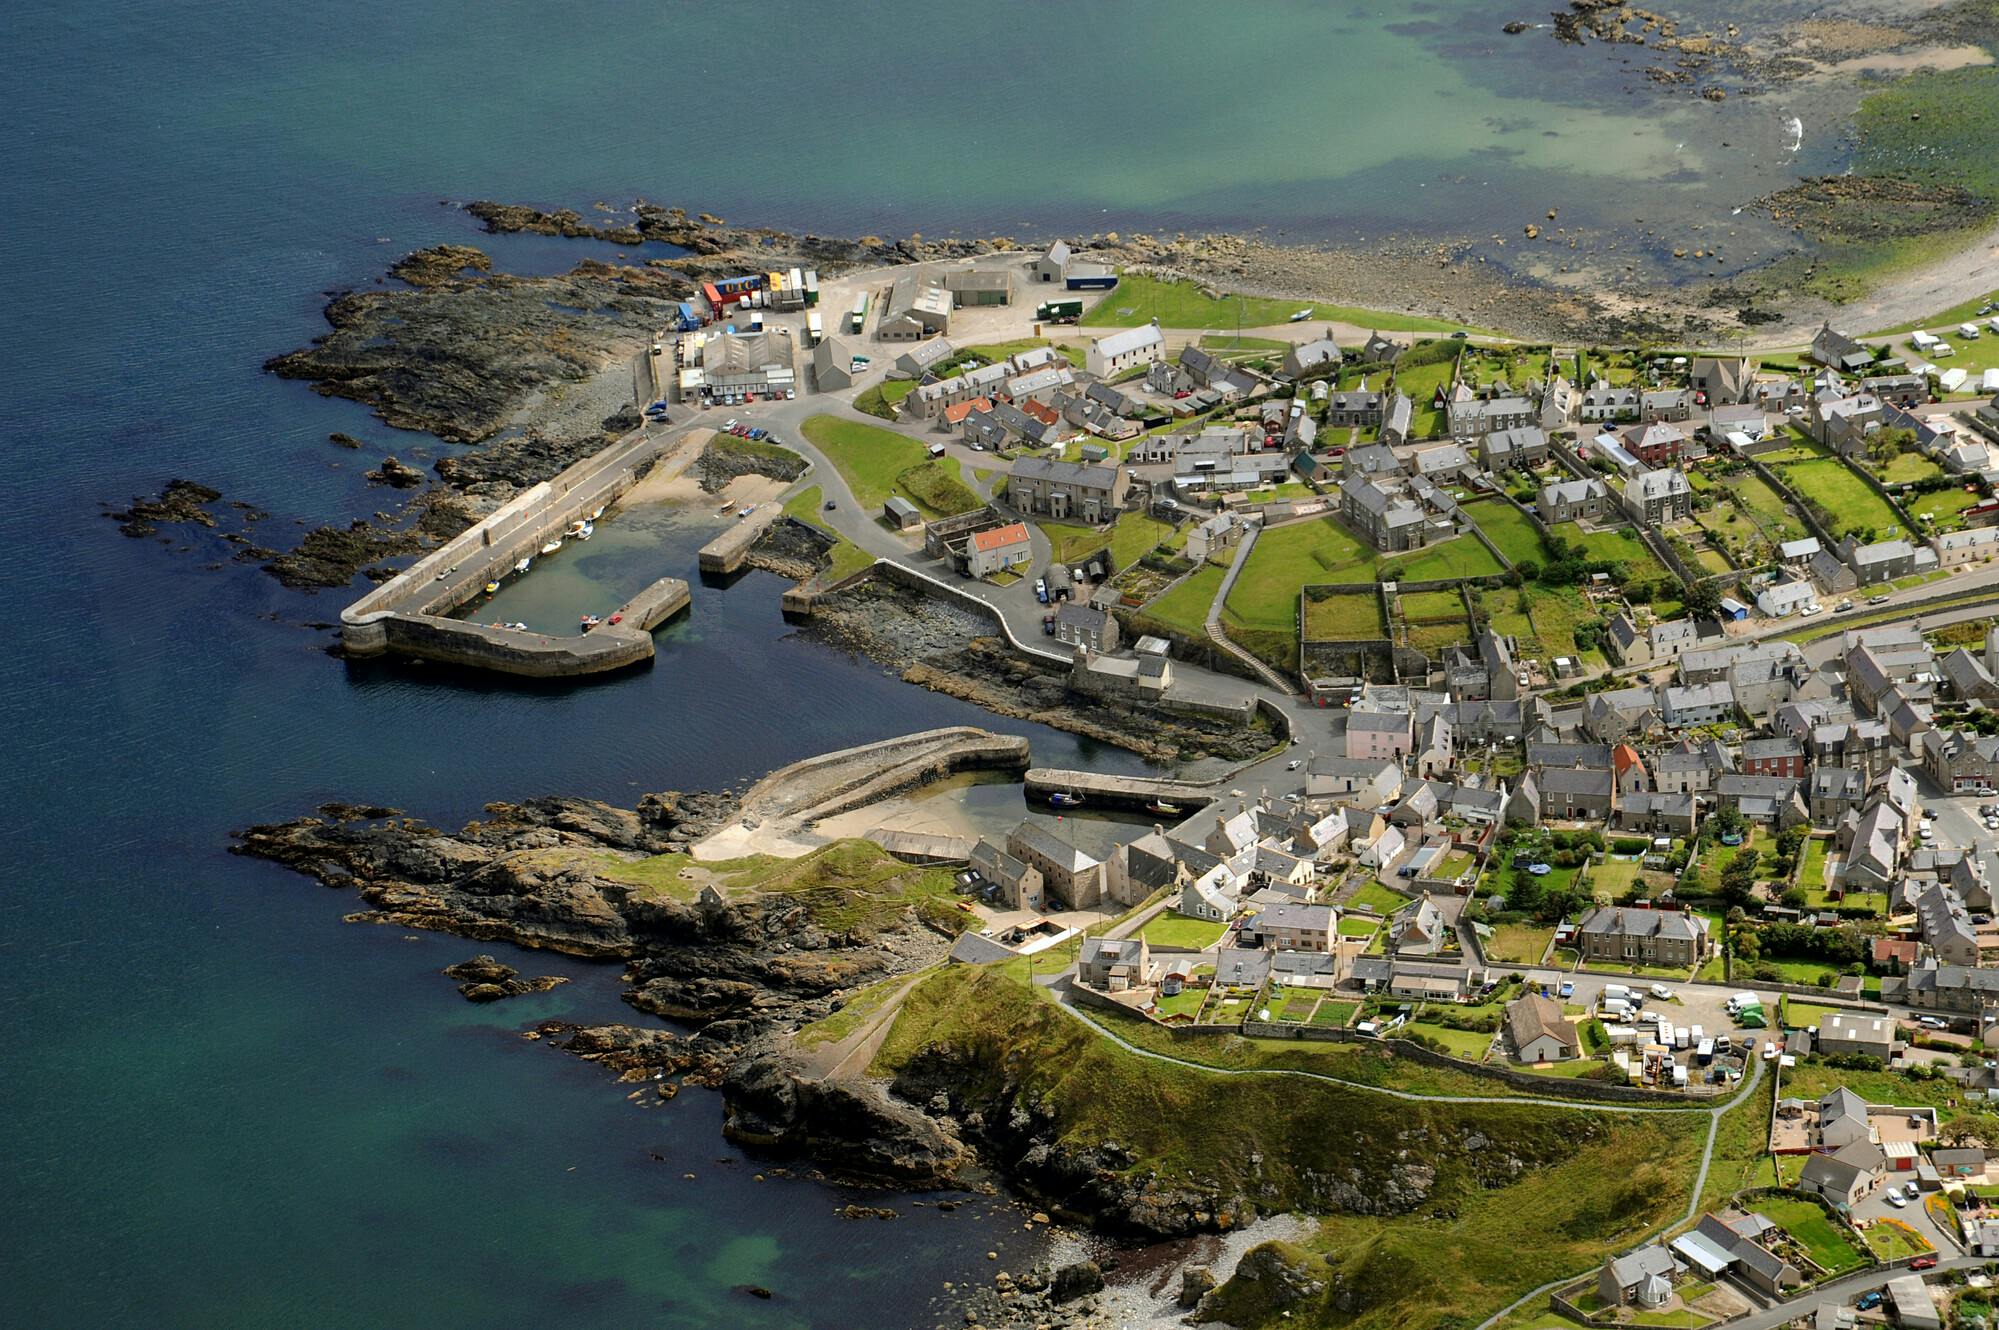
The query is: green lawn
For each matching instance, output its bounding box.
[1402,588,1468,621]
[1720,472,1809,546]
[1799,836,1831,892]
[1769,457,1903,540]
[1140,564,1226,637]
[1870,289,1999,336]
[1153,985,1208,1020]
[1347,881,1409,915]
[1864,1218,1933,1261]
[1225,516,1379,633]
[799,414,981,517]
[1781,1001,1845,1030]
[1877,450,1944,485]
[1079,273,1312,329]
[1910,485,1983,533]
[1040,510,1173,567]
[1140,913,1229,951]
[1567,525,1671,582]
[780,486,875,581]
[1484,923,1554,965]
[960,338,1085,370]
[1382,533,1504,582]
[1303,589,1386,640]
[1590,858,1642,897]
[1781,1063,1961,1120]
[1403,1022,1493,1059]
[1464,498,1551,567]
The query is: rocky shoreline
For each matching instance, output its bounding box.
[800,580,1273,765]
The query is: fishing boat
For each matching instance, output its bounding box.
[1145,800,1182,817]
[588,506,604,521]
[483,581,499,595]
[575,522,594,541]
[514,557,532,575]
[579,614,601,630]
[506,621,529,632]
[540,538,563,555]
[565,519,589,538]
[1049,791,1083,808]
[717,500,735,515]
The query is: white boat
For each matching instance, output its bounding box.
[514,557,531,574]
[588,506,604,521]
[540,539,563,556]
[565,520,589,538]
[576,522,594,541]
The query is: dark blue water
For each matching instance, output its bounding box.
[0,0,1840,1321]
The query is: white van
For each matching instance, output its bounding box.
[1961,322,1982,340]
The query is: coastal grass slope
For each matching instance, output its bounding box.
[870,965,1705,1330]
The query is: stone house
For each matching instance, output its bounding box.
[1008,820,1105,909]
[1576,905,1709,969]
[1540,477,1610,525]
[1008,457,1128,524]
[1085,322,1164,378]
[1079,936,1151,992]
[1504,992,1579,1063]
[966,521,1033,578]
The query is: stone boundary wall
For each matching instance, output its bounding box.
[342,426,679,675]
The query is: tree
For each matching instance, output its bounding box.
[1781,887,1808,910]
[1684,581,1723,620]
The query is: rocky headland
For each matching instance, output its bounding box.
[800,580,1274,765]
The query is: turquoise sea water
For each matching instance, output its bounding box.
[0,1,1845,1324]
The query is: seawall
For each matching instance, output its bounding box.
[341,424,683,677]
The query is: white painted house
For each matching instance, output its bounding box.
[1085,322,1164,378]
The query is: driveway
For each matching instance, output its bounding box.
[1853,1179,1956,1255]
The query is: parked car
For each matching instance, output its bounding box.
[1868,594,1890,605]
[1558,981,1575,999]
[1910,1256,1938,1271]
[1920,1015,1948,1029]
[1906,1181,1922,1198]
[1035,579,1048,604]
[1858,1292,1884,1310]
[1041,614,1055,636]
[1650,984,1675,1000]
[1886,1192,1908,1208]
[1287,758,1302,771]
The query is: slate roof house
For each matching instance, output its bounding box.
[1008,457,1128,524]
[1504,992,1579,1063]
[1576,906,1709,969]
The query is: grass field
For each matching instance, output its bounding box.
[1040,510,1173,567]
[1521,584,1607,664]
[1303,589,1386,640]
[1141,564,1226,637]
[1140,912,1229,951]
[1877,450,1944,485]
[1338,917,1381,939]
[1782,1001,1844,1030]
[1402,588,1468,621]
[1781,1063,1962,1121]
[1465,498,1551,567]
[1348,880,1409,915]
[1484,924,1554,965]
[1225,516,1378,635]
[1721,470,1812,547]
[1310,1000,1358,1026]
[1390,358,1457,440]
[1590,858,1642,897]
[1382,533,1504,582]
[1403,1022,1494,1059]
[960,339,1085,370]
[780,486,875,581]
[1569,525,1670,582]
[1770,457,1903,540]
[1079,273,1312,329]
[799,414,980,517]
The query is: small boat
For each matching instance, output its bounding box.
[483,581,499,595]
[566,520,589,538]
[1049,792,1083,808]
[576,522,594,541]
[507,621,529,632]
[588,506,604,521]
[1145,800,1183,817]
[717,501,735,515]
[514,557,532,575]
[607,612,624,626]
[579,614,601,630]
[737,505,755,517]
[541,539,563,555]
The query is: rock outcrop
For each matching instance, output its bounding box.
[441,954,568,1002]
[721,1051,970,1185]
